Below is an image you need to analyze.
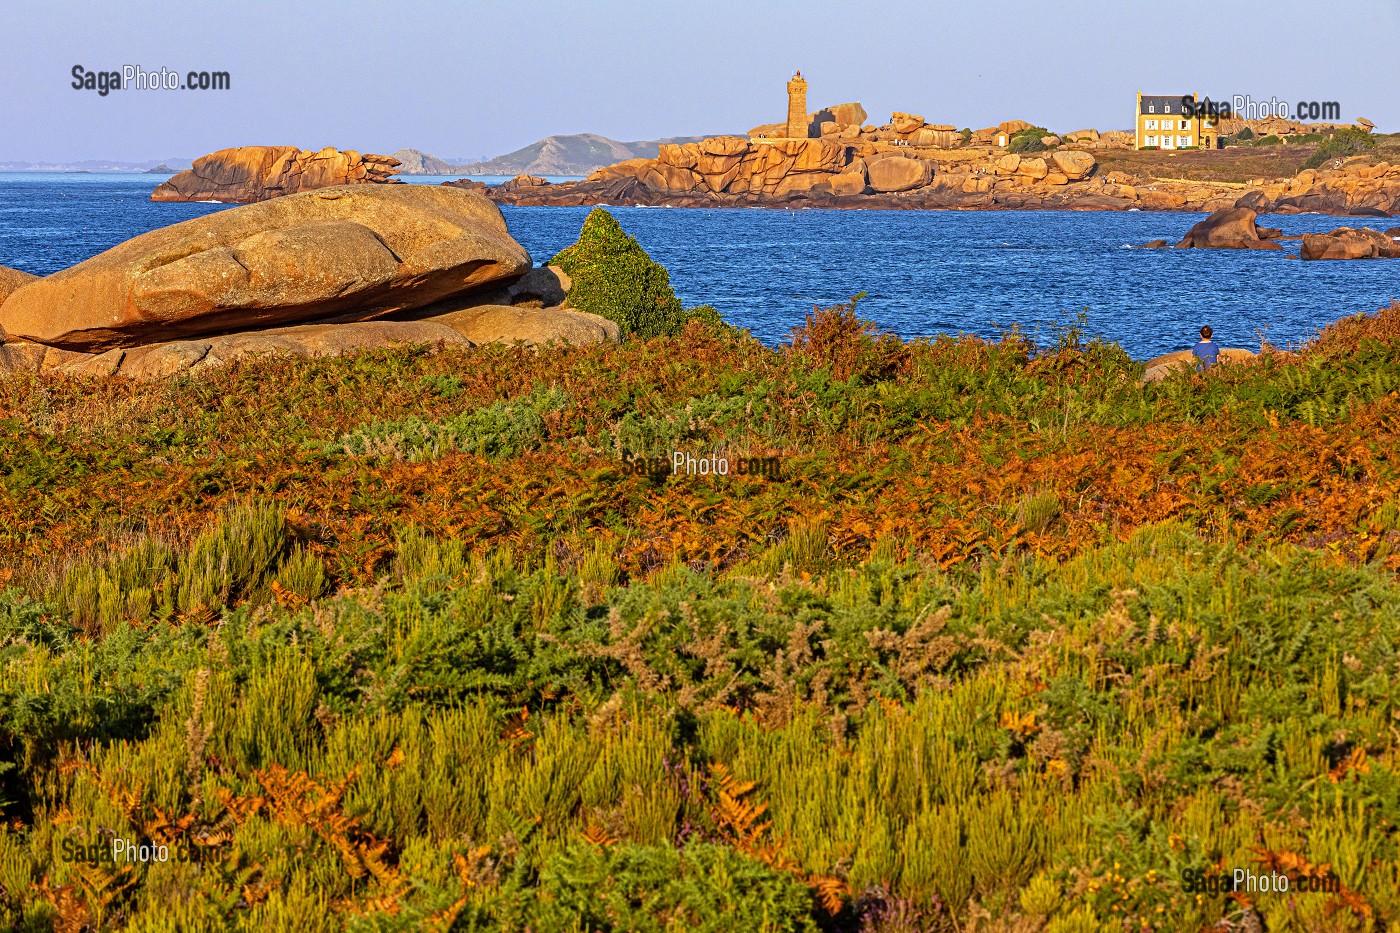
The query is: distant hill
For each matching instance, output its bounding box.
[390,149,459,175]
[394,134,725,177]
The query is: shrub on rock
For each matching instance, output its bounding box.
[1007,127,1050,154]
[549,208,689,339]
[1302,127,1378,170]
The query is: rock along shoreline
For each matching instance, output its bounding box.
[473,167,1397,218]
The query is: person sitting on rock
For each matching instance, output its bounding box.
[1192,325,1221,371]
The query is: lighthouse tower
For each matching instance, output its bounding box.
[785,71,809,139]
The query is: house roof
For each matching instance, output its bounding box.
[1140,95,1193,114]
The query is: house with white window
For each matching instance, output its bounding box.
[1135,92,1219,150]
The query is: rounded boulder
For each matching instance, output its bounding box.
[0,185,533,352]
[867,156,933,193]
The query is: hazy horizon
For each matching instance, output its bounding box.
[3,0,1397,163]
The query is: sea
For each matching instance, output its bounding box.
[1,172,1396,360]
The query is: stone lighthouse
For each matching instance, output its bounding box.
[786,71,809,139]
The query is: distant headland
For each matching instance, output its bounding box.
[138,72,1397,217]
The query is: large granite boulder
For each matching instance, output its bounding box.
[826,170,869,197]
[151,146,402,203]
[749,101,869,139]
[817,102,867,128]
[1052,150,1096,181]
[639,163,701,193]
[0,319,474,380]
[0,265,37,308]
[133,320,473,378]
[423,305,620,347]
[1017,158,1049,180]
[1143,347,1257,382]
[867,156,933,193]
[1300,227,1400,260]
[3,300,619,380]
[586,158,652,182]
[1175,208,1283,250]
[503,265,573,306]
[890,112,925,135]
[0,341,46,375]
[0,184,532,352]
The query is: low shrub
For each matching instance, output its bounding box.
[549,208,690,339]
[786,293,909,384]
[1007,128,1050,154]
[1302,126,1378,169]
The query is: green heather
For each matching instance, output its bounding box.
[1,287,1399,930]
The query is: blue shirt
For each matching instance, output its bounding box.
[1192,339,1220,370]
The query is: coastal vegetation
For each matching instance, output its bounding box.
[1303,127,1380,170]
[1097,131,1399,186]
[2,295,1400,930]
[548,208,718,339]
[1006,127,1051,154]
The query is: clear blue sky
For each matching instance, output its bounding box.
[3,0,1396,162]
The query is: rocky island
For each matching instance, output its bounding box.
[151,146,404,203]
[462,76,1397,216]
[476,129,1398,216]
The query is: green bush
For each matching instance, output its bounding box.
[680,303,730,333]
[1007,127,1050,154]
[1256,134,1282,146]
[1302,126,1378,170]
[549,208,689,339]
[1236,126,1255,140]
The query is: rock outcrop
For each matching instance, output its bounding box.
[0,293,618,380]
[1051,150,1096,181]
[2,256,617,380]
[1233,161,1400,216]
[1143,348,1257,382]
[470,129,1397,218]
[0,185,532,351]
[1300,227,1400,260]
[641,137,850,198]
[416,305,620,348]
[2,321,470,379]
[0,265,37,307]
[1175,208,1283,250]
[867,156,933,193]
[151,146,402,203]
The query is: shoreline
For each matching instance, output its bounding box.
[480,178,1396,218]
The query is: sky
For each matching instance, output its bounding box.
[3,0,1397,163]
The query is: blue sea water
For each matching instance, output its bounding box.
[1,172,1396,359]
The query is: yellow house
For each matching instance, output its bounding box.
[1135,92,1219,150]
